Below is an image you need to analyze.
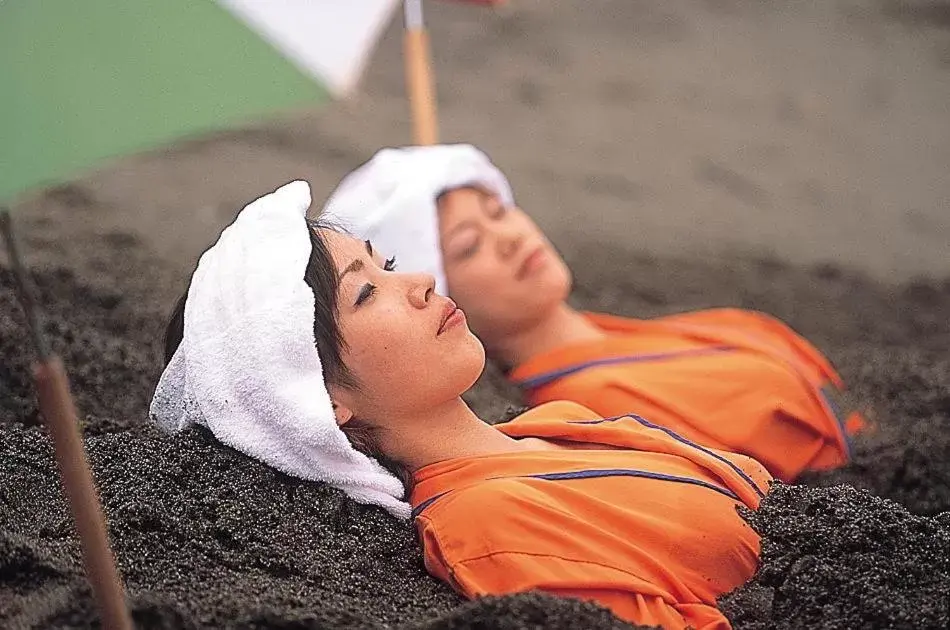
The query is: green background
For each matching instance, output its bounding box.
[0,0,329,201]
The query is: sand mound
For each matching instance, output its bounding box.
[0,405,641,629]
[721,484,950,629]
[1,241,949,628]
[0,267,163,434]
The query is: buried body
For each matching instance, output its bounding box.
[153,181,769,629]
[0,182,949,628]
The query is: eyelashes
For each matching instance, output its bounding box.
[456,239,480,260]
[355,284,375,306]
[355,257,398,306]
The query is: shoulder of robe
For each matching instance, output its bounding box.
[505,401,604,426]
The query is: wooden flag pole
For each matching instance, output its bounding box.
[404,0,439,145]
[0,209,133,630]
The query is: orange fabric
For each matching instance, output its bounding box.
[509,308,867,482]
[411,401,772,630]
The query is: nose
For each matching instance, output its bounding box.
[494,217,525,260]
[408,272,436,309]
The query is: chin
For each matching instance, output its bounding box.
[537,264,572,305]
[455,334,487,391]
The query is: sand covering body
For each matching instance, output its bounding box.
[3,206,949,629]
[411,401,771,630]
[509,309,867,482]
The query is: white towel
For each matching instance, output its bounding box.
[321,144,514,295]
[149,180,410,519]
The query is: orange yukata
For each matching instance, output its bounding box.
[508,308,867,482]
[411,401,772,630]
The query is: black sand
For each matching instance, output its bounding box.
[720,483,950,629]
[4,0,949,624]
[2,225,949,628]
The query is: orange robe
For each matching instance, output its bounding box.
[412,401,772,630]
[508,309,866,481]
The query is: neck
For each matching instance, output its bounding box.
[378,397,531,472]
[488,303,606,369]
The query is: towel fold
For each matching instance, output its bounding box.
[149,180,410,519]
[322,144,513,294]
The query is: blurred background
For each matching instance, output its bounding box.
[4,0,949,285]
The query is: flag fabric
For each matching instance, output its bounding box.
[0,0,398,202]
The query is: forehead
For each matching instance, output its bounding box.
[437,186,494,227]
[319,228,366,265]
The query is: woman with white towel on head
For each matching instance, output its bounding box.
[153,180,770,630]
[321,144,869,484]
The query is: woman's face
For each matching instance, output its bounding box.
[321,229,485,422]
[437,187,572,344]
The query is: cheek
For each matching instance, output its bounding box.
[512,212,542,237]
[447,266,510,324]
[341,316,413,387]
[344,316,482,407]
[446,258,488,293]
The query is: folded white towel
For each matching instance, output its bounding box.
[149,180,410,519]
[322,144,513,295]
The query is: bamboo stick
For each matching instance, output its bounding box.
[0,208,133,630]
[404,0,439,145]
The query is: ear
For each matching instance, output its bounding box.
[331,400,354,427]
[328,384,355,427]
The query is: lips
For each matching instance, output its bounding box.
[437,300,460,335]
[516,245,546,280]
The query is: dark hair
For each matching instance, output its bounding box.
[162,220,410,489]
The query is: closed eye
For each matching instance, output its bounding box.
[453,235,481,260]
[355,257,395,307]
[355,284,376,306]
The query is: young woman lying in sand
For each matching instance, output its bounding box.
[152,181,771,630]
[322,144,868,483]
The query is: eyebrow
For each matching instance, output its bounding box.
[479,192,500,212]
[338,258,364,281]
[338,240,375,281]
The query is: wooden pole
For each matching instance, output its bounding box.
[404,0,439,145]
[0,209,133,630]
[33,358,134,630]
